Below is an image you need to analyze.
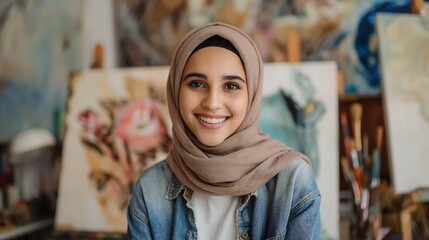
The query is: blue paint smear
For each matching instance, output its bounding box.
[0,0,83,142]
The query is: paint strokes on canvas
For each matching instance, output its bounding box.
[113,0,417,95]
[377,13,429,194]
[55,67,171,232]
[0,0,83,141]
[261,62,339,239]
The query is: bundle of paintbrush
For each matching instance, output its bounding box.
[340,102,384,239]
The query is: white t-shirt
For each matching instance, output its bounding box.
[192,191,240,240]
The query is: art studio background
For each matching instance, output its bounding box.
[1,0,429,239]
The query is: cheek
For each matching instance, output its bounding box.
[231,94,248,118]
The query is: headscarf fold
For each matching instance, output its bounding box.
[166,22,309,196]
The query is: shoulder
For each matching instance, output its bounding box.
[277,158,317,187]
[144,160,171,176]
[257,158,320,224]
[267,158,320,205]
[130,160,171,206]
[133,160,171,193]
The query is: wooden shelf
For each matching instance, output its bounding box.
[339,93,381,102]
[0,218,53,239]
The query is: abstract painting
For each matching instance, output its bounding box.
[261,62,339,239]
[0,0,83,142]
[377,13,429,194]
[113,0,418,95]
[55,67,171,232]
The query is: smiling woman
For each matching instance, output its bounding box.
[127,22,321,240]
[179,41,248,146]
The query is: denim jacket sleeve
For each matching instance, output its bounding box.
[127,180,153,240]
[285,192,321,239]
[284,160,321,240]
[127,161,177,239]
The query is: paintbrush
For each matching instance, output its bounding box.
[350,140,363,190]
[340,111,352,165]
[350,103,364,170]
[376,125,383,152]
[363,134,369,168]
[341,157,361,206]
[371,126,384,189]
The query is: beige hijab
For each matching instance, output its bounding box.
[166,22,309,196]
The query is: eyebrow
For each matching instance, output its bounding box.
[183,72,207,80]
[223,74,246,83]
[183,72,246,83]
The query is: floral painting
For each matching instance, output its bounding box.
[55,67,171,233]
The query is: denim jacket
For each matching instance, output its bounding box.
[127,158,321,240]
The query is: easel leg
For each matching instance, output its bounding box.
[399,204,417,240]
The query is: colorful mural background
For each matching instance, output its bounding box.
[1,0,425,142]
[0,0,83,142]
[114,0,422,96]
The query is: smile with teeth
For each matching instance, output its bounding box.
[197,115,227,124]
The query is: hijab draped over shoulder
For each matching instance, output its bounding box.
[166,22,310,196]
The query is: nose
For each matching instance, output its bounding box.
[201,89,222,110]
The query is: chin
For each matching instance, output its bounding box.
[199,137,224,147]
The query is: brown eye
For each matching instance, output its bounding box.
[189,81,205,88]
[225,83,240,90]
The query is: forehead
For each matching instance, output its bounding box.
[183,47,245,73]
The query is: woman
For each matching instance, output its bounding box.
[127,22,321,239]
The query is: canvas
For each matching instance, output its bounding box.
[55,67,171,232]
[0,0,83,142]
[377,13,429,194]
[261,62,339,240]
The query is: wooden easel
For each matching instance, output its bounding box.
[411,0,427,15]
[400,199,417,240]
[90,43,105,69]
[397,191,429,240]
[285,27,300,62]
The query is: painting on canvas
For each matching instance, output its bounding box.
[0,0,83,142]
[261,62,339,239]
[55,67,171,232]
[113,0,415,95]
[377,13,429,194]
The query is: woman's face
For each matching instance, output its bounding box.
[179,46,248,146]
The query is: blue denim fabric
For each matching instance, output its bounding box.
[127,159,321,239]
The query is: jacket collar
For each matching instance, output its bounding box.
[164,172,185,200]
[164,173,258,200]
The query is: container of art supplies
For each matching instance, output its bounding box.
[9,129,56,202]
